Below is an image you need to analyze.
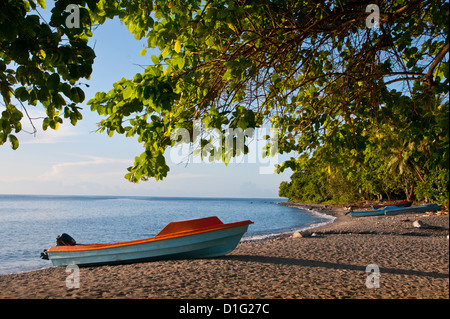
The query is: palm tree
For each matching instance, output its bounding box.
[385,140,425,200]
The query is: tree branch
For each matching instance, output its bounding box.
[425,42,449,87]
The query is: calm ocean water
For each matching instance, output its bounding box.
[0,195,334,275]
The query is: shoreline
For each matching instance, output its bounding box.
[241,202,338,242]
[276,201,349,233]
[0,202,336,276]
[0,203,448,299]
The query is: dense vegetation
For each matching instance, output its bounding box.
[278,96,449,205]
[1,0,95,148]
[1,0,448,206]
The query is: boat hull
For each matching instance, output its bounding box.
[372,200,413,209]
[350,203,441,217]
[47,223,250,267]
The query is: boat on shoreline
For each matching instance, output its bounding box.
[41,216,253,267]
[350,203,441,218]
[371,200,413,209]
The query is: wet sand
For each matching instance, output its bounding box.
[0,203,448,299]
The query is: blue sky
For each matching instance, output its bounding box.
[0,13,292,198]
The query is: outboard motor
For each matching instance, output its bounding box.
[56,233,76,246]
[40,233,77,260]
[40,249,49,260]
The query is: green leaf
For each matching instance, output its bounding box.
[70,87,85,103]
[223,69,232,81]
[175,57,185,69]
[42,118,50,131]
[151,54,159,65]
[47,73,60,91]
[227,22,236,33]
[122,85,134,99]
[14,87,29,102]
[36,0,46,9]
[161,47,170,59]
[174,40,181,53]
[133,73,143,83]
[9,134,19,150]
[140,48,147,56]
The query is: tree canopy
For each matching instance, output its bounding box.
[1,0,448,205]
[1,0,96,149]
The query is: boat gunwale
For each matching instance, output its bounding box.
[350,203,441,217]
[371,200,413,209]
[48,219,253,253]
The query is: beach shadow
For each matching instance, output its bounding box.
[224,254,449,279]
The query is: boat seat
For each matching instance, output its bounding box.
[155,216,224,237]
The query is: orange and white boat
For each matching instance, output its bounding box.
[41,216,253,266]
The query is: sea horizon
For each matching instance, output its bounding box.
[0,194,334,275]
[0,193,285,199]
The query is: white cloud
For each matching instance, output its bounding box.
[19,118,82,145]
[37,155,130,182]
[167,173,210,180]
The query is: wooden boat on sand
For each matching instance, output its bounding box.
[350,203,441,218]
[41,216,253,267]
[371,200,413,209]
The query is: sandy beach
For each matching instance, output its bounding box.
[0,203,448,299]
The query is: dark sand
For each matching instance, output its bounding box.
[0,203,448,299]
